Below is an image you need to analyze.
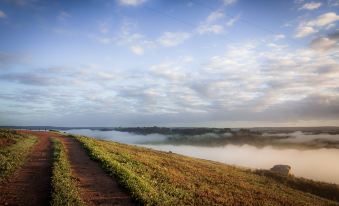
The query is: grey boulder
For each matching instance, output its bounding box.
[270,165,291,175]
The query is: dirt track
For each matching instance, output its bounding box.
[58,136,135,206]
[0,131,54,206]
[0,131,134,206]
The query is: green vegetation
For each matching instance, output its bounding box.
[115,127,339,149]
[75,134,338,206]
[0,129,37,182]
[115,126,232,135]
[255,170,339,202]
[51,138,83,206]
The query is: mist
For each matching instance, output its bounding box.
[64,129,339,184]
[143,144,339,184]
[63,129,167,144]
[264,131,339,143]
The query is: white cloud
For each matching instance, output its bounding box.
[300,2,322,10]
[309,32,339,51]
[295,12,339,38]
[307,12,339,27]
[95,21,191,51]
[207,10,224,22]
[226,14,241,26]
[197,10,239,35]
[222,0,237,6]
[2,37,339,125]
[150,63,186,81]
[95,20,145,46]
[326,23,336,30]
[295,26,317,38]
[196,10,229,35]
[274,34,286,41]
[0,10,7,18]
[294,0,304,4]
[157,32,191,47]
[197,24,224,34]
[118,0,147,6]
[95,36,114,44]
[310,37,337,51]
[130,45,144,55]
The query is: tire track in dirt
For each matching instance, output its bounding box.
[58,136,135,206]
[0,131,54,206]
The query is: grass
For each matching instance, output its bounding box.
[255,170,339,202]
[74,134,339,206]
[50,138,83,206]
[0,129,37,183]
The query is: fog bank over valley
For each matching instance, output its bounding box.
[63,127,339,184]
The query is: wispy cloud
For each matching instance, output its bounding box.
[300,2,322,10]
[222,0,237,6]
[58,11,71,21]
[295,26,317,38]
[1,36,338,125]
[226,14,241,27]
[196,10,240,35]
[0,10,7,18]
[118,0,147,6]
[196,10,225,34]
[309,32,339,51]
[273,34,286,41]
[94,23,190,53]
[130,45,144,55]
[1,0,339,126]
[0,73,59,86]
[0,52,31,70]
[207,10,224,22]
[196,24,223,34]
[157,32,191,47]
[295,12,339,38]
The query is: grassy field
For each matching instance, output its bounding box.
[74,134,339,206]
[50,138,83,206]
[255,170,339,202]
[0,129,37,182]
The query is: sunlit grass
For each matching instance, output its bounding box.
[255,169,339,202]
[51,138,83,206]
[0,129,37,183]
[75,134,338,206]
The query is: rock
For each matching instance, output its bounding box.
[270,164,291,175]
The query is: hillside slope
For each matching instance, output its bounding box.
[74,135,339,206]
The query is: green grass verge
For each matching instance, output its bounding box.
[0,129,37,183]
[74,135,339,206]
[51,138,83,206]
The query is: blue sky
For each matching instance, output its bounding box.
[0,0,338,127]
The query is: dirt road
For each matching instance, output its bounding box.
[0,131,134,206]
[0,131,54,206]
[58,136,135,206]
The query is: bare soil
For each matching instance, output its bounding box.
[0,131,54,206]
[58,136,135,206]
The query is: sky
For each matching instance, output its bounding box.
[0,0,338,127]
